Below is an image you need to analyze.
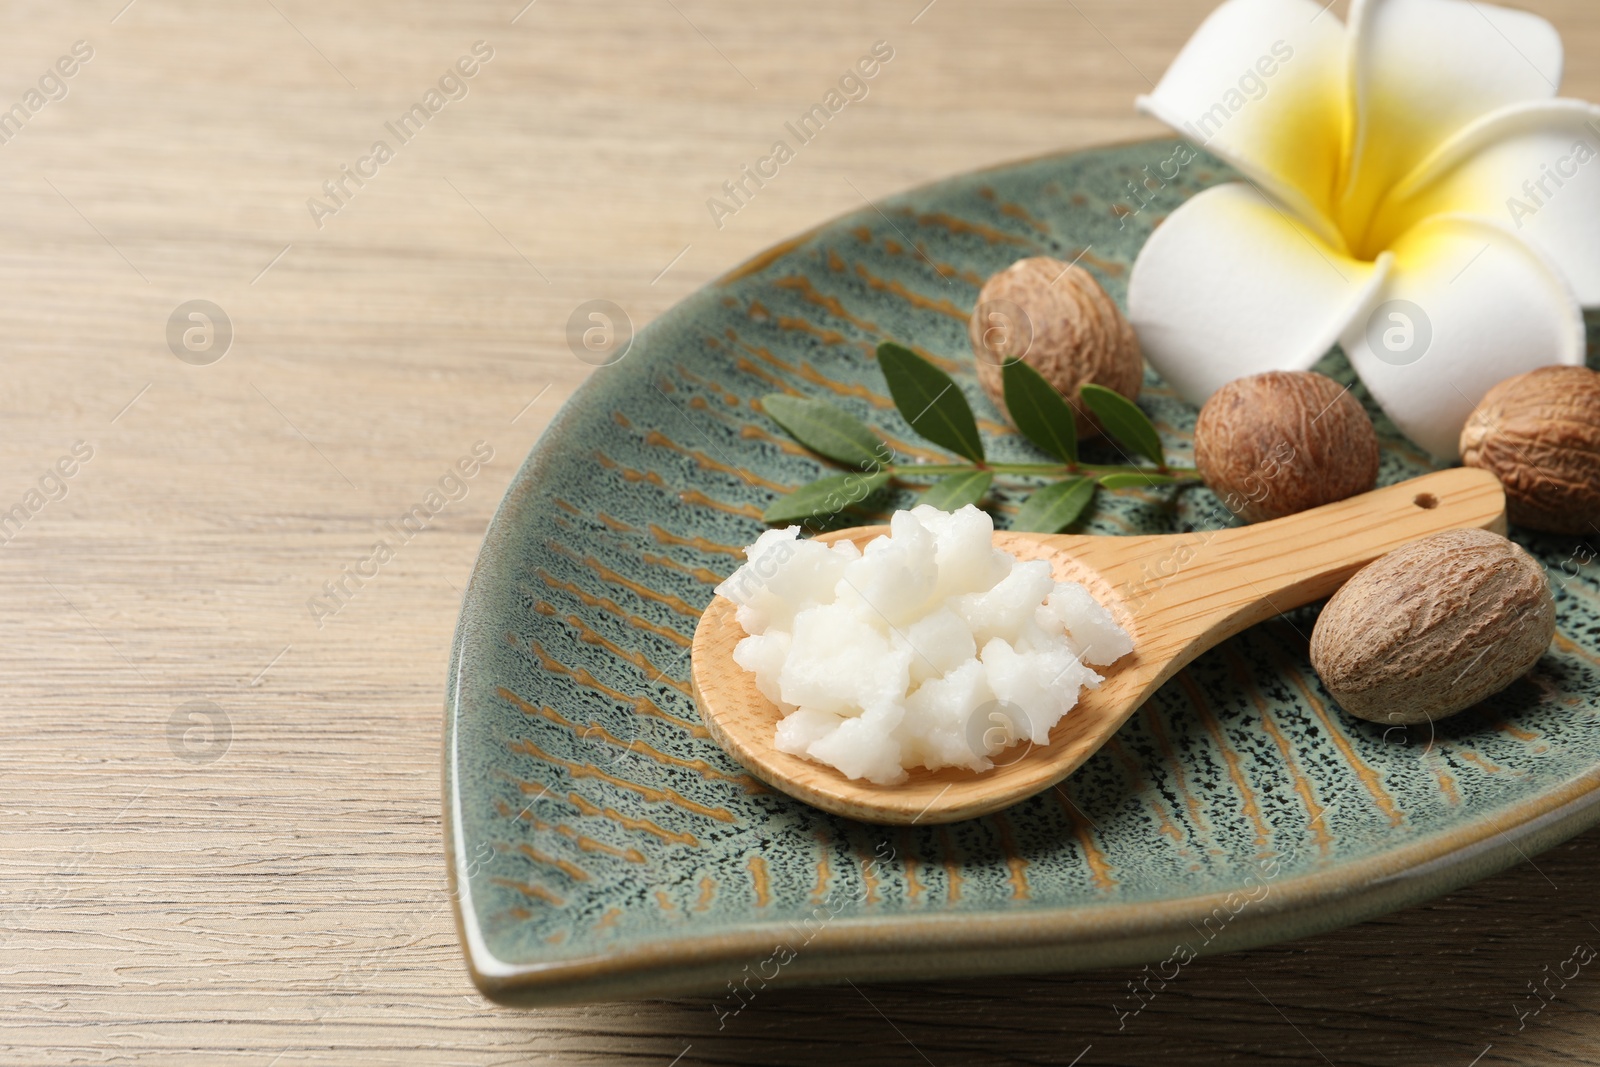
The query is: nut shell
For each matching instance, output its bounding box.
[968,257,1142,436]
[1459,365,1600,535]
[1309,528,1555,725]
[1194,371,1379,524]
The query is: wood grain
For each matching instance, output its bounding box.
[3,0,1600,1064]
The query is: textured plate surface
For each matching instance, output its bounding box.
[445,139,1600,1006]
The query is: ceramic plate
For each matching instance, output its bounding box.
[444,139,1600,1007]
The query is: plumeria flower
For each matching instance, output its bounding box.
[1128,0,1599,459]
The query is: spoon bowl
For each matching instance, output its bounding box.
[690,468,1506,825]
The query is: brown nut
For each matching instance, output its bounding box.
[968,257,1142,436]
[1194,370,1379,524]
[1309,528,1555,725]
[1460,365,1600,536]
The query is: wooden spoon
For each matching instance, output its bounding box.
[690,468,1506,825]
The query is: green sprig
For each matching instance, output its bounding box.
[759,343,1197,530]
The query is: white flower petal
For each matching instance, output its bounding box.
[1136,0,1348,244]
[1339,214,1583,460]
[1340,0,1563,245]
[1372,100,1600,306]
[1129,182,1391,406]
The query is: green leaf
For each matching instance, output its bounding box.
[761,394,888,469]
[1079,384,1165,468]
[877,342,985,464]
[1001,359,1077,465]
[762,471,892,524]
[1098,472,1179,490]
[918,470,993,512]
[1013,477,1096,533]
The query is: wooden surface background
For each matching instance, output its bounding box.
[5,1,1600,1064]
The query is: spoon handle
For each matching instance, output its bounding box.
[1077,467,1506,683]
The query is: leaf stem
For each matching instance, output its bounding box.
[887,462,1200,481]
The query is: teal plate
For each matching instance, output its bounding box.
[444,138,1600,1007]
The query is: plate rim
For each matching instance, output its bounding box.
[449,686,1600,1002]
[443,137,1600,1005]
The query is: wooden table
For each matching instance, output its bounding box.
[5,1,1600,1063]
